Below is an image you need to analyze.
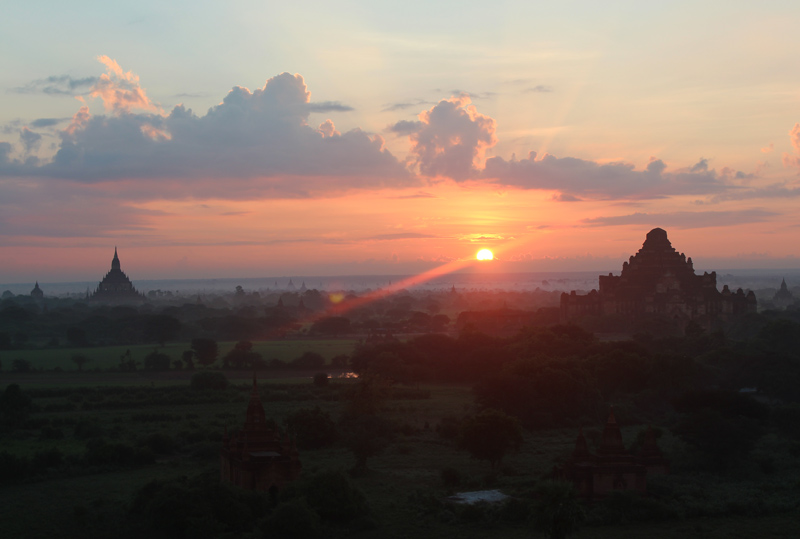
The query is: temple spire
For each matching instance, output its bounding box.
[111,246,121,271]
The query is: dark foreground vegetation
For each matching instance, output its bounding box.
[2,288,800,537]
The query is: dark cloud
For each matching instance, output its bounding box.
[690,158,709,173]
[30,118,65,128]
[307,101,354,113]
[483,152,733,200]
[19,128,42,154]
[0,72,411,195]
[386,120,423,135]
[381,99,432,112]
[553,193,581,202]
[12,75,98,96]
[581,209,777,229]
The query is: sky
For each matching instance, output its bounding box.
[2,0,800,283]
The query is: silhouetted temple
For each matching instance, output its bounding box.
[560,228,756,328]
[30,282,44,299]
[90,248,144,302]
[773,278,794,309]
[220,374,301,492]
[557,411,669,498]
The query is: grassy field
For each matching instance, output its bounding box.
[0,339,359,371]
[1,375,799,538]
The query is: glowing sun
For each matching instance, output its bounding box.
[476,249,494,261]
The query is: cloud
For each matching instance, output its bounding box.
[365,232,438,240]
[19,128,42,154]
[30,118,66,128]
[483,152,735,200]
[782,123,800,170]
[91,55,159,114]
[524,85,553,93]
[381,99,432,112]
[307,101,354,113]
[385,120,423,135]
[580,209,778,229]
[398,95,497,181]
[0,69,412,198]
[11,75,98,96]
[389,191,437,199]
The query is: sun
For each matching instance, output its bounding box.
[476,249,494,261]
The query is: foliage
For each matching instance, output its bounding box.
[292,351,325,369]
[532,481,585,539]
[190,371,229,390]
[340,414,394,472]
[0,383,33,426]
[312,372,329,387]
[190,338,219,367]
[284,406,338,450]
[310,316,351,336]
[143,349,171,371]
[260,498,320,538]
[460,408,523,469]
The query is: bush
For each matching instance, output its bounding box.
[190,371,229,390]
[312,372,330,387]
[296,470,370,523]
[292,352,325,369]
[440,467,462,488]
[260,498,320,538]
[284,407,338,450]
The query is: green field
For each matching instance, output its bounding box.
[2,374,799,538]
[0,339,358,371]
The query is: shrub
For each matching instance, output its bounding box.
[190,371,229,390]
[260,498,320,539]
[440,467,462,488]
[312,372,330,387]
[284,407,338,450]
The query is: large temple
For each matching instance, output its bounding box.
[560,228,756,329]
[220,374,301,493]
[90,248,145,302]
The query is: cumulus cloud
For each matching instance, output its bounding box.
[396,95,497,181]
[581,209,777,229]
[91,55,159,114]
[19,128,42,154]
[0,69,410,193]
[782,123,800,170]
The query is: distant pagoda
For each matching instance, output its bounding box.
[90,247,144,302]
[30,281,44,299]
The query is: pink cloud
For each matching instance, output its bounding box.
[90,56,159,114]
[782,123,800,169]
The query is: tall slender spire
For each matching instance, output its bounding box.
[111,246,121,271]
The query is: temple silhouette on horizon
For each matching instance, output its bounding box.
[560,228,756,331]
[90,247,145,302]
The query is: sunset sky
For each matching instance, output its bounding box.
[2,1,799,283]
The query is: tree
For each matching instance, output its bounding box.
[292,351,325,369]
[190,371,229,390]
[310,316,351,336]
[144,349,172,371]
[284,407,338,449]
[222,341,262,370]
[71,354,90,372]
[460,409,523,469]
[143,315,181,346]
[191,338,219,367]
[0,384,33,427]
[66,327,88,347]
[340,414,394,473]
[532,481,585,539]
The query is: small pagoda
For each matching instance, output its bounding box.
[557,410,669,498]
[90,247,144,302]
[220,374,301,492]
